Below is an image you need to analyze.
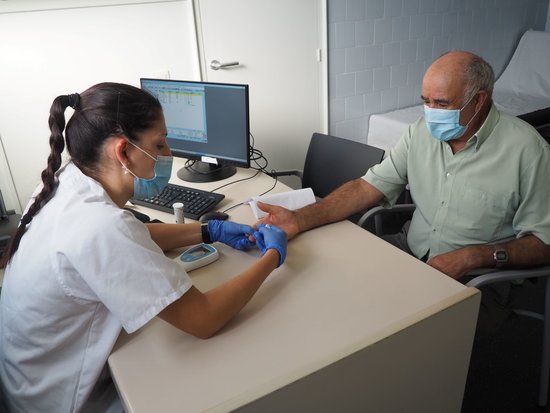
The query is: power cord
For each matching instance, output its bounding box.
[209,132,278,213]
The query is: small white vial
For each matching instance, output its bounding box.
[173,202,185,224]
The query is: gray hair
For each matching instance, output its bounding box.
[437,51,495,103]
[463,55,495,102]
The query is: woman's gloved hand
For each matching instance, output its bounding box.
[253,224,287,267]
[207,220,255,250]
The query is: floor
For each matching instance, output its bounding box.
[462,278,549,412]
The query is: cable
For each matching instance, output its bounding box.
[208,132,279,214]
[183,133,270,180]
[220,172,278,214]
[248,132,270,172]
[210,132,274,192]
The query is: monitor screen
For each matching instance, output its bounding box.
[140,78,250,183]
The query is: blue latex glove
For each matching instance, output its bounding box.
[207,220,255,250]
[253,224,287,267]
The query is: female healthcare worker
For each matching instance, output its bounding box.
[0,82,287,413]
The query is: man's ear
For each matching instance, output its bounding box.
[475,90,488,112]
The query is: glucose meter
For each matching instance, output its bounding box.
[174,243,219,272]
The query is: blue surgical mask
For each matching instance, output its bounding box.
[123,141,173,200]
[424,94,477,142]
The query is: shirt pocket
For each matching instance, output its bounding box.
[451,185,512,243]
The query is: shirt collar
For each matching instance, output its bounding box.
[468,103,499,151]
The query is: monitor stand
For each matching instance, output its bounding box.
[176,161,237,183]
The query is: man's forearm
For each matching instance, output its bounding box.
[428,235,550,279]
[473,235,550,269]
[294,178,384,233]
[456,235,550,276]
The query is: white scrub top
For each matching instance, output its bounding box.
[0,162,193,412]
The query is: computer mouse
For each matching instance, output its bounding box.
[199,211,229,222]
[123,207,151,223]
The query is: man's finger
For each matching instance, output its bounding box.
[256,201,274,212]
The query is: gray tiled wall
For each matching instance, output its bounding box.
[328,0,550,142]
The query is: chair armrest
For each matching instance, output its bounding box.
[466,265,550,288]
[357,204,416,235]
[269,169,304,181]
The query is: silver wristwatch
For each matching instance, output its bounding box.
[493,245,508,268]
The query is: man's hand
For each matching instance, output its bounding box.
[426,247,481,280]
[255,201,301,239]
[253,179,384,241]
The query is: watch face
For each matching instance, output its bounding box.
[495,250,507,261]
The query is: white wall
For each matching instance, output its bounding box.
[0,0,200,213]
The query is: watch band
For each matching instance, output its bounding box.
[493,244,508,268]
[201,222,213,244]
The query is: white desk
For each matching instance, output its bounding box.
[109,159,480,413]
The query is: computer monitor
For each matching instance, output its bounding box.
[140,78,250,183]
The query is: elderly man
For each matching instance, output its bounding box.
[258,51,550,333]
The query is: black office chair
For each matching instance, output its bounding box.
[357,200,415,236]
[359,204,550,407]
[271,132,384,195]
[270,132,385,223]
[466,266,550,406]
[0,190,19,261]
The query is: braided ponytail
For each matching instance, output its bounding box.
[0,83,162,269]
[0,94,77,268]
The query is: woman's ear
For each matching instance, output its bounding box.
[113,137,130,168]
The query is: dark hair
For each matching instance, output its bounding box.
[0,82,162,268]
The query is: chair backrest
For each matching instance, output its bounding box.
[0,190,8,221]
[301,133,384,198]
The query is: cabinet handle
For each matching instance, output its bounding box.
[210,60,240,70]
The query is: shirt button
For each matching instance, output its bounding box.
[446,172,451,177]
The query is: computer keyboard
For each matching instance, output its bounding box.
[130,183,225,220]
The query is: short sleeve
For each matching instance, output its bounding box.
[513,142,550,245]
[363,124,412,207]
[56,208,193,333]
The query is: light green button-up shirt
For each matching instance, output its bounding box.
[364,104,550,260]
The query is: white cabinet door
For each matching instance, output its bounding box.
[0,136,20,214]
[194,0,327,172]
